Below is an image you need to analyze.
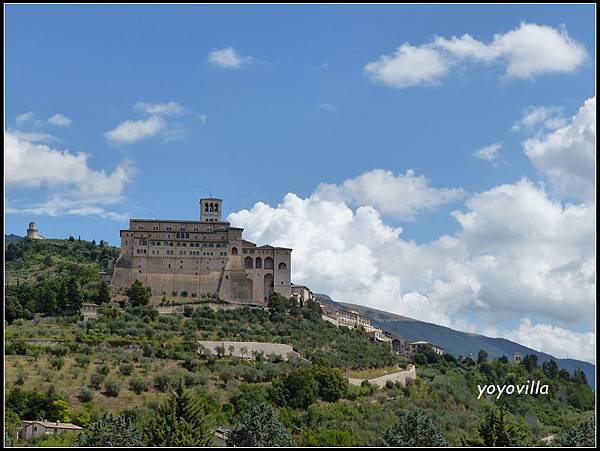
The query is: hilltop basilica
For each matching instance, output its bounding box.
[104,198,292,305]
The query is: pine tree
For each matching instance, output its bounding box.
[555,417,595,447]
[228,403,295,447]
[462,406,531,446]
[75,413,143,447]
[380,409,448,447]
[144,379,215,446]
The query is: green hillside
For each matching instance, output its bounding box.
[3,239,595,447]
[317,295,595,389]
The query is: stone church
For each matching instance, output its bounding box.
[104,198,292,305]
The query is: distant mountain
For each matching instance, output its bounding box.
[5,234,25,247]
[314,293,595,388]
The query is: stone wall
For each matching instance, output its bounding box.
[197,340,305,362]
[348,364,417,388]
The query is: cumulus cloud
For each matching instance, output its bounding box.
[208,47,252,69]
[5,131,135,218]
[523,97,595,201]
[501,319,596,364]
[472,143,502,165]
[228,174,595,363]
[315,169,465,221]
[365,22,587,89]
[364,43,450,88]
[105,116,166,145]
[47,113,72,127]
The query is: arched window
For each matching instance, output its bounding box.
[264,257,274,269]
[231,247,238,256]
[215,203,218,211]
[209,203,214,212]
[278,262,287,270]
[256,257,263,269]
[244,256,254,269]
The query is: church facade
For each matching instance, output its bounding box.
[105,198,292,305]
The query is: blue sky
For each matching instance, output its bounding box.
[5,5,596,362]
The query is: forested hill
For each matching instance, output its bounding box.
[315,294,595,388]
[3,239,595,447]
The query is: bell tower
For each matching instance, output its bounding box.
[200,198,222,222]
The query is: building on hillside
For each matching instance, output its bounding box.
[104,198,292,306]
[291,284,315,306]
[26,222,44,240]
[391,336,407,356]
[366,327,392,344]
[214,427,231,447]
[407,341,444,357]
[320,306,372,329]
[19,421,82,441]
[81,303,99,321]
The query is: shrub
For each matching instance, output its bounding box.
[75,354,91,368]
[97,364,110,376]
[129,377,150,394]
[153,374,170,392]
[89,373,106,390]
[49,356,65,370]
[184,371,208,388]
[79,387,95,402]
[103,380,121,397]
[51,345,69,357]
[119,363,134,376]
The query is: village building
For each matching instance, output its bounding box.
[104,198,292,306]
[291,284,316,306]
[19,420,82,441]
[391,336,407,356]
[407,340,445,357]
[80,303,99,321]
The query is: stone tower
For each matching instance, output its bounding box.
[200,198,222,222]
[26,222,44,240]
[513,352,522,365]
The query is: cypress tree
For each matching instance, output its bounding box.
[144,379,215,446]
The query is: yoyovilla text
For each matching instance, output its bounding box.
[477,380,549,400]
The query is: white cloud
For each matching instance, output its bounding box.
[501,319,596,364]
[16,111,38,125]
[208,47,252,69]
[511,106,566,132]
[134,101,184,116]
[364,43,450,89]
[365,22,587,89]
[47,113,72,127]
[473,143,502,164]
[5,131,135,218]
[105,115,166,145]
[228,175,595,363]
[315,169,465,221]
[523,97,595,201]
